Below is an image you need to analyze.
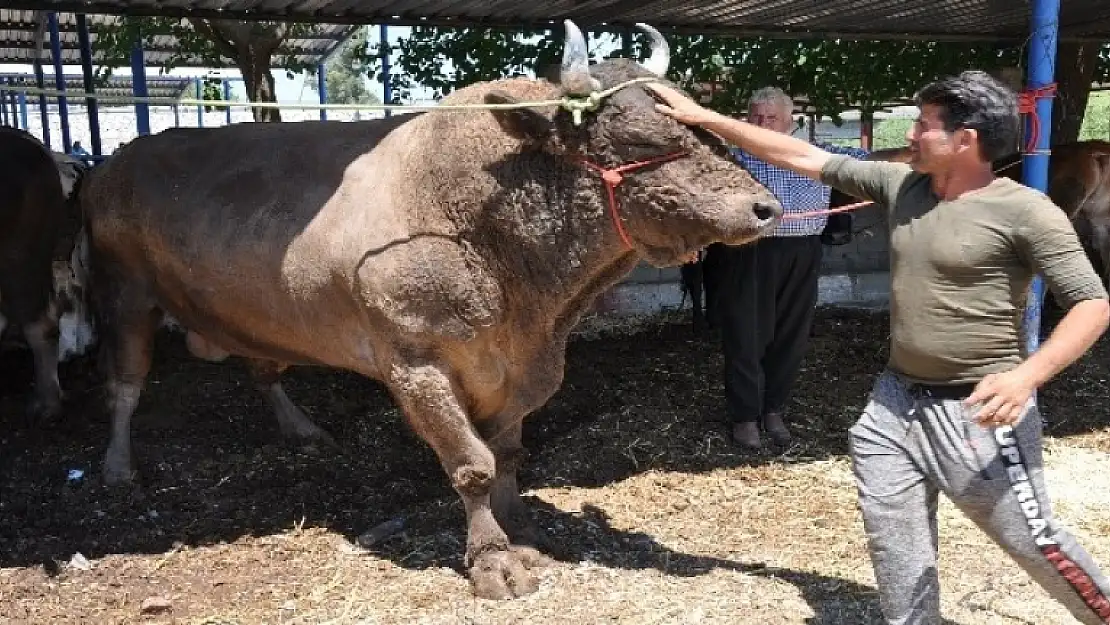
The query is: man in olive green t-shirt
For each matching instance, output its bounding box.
[647,72,1110,624]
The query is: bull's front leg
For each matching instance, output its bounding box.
[387,362,542,599]
[482,419,553,560]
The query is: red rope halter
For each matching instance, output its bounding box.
[1018,83,1057,154]
[578,152,689,249]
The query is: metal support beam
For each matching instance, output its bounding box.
[380,24,391,117]
[48,12,72,153]
[860,110,874,150]
[317,62,327,121]
[1021,0,1059,362]
[32,18,51,149]
[76,13,102,156]
[19,90,29,130]
[223,78,231,125]
[173,103,180,127]
[130,38,150,136]
[196,78,203,127]
[1,84,8,126]
[5,80,14,127]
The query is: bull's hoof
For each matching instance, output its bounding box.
[102,455,136,487]
[28,392,63,420]
[284,423,339,452]
[505,520,555,556]
[468,546,542,599]
[274,404,340,451]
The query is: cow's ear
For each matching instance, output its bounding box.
[485,91,554,144]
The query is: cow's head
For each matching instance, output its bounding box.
[485,21,782,266]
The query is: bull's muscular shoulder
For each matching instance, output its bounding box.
[356,236,504,343]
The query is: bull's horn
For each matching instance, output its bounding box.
[560,19,592,83]
[635,23,670,77]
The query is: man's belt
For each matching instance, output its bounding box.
[905,382,978,401]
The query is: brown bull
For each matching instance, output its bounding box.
[0,127,86,417]
[78,22,782,599]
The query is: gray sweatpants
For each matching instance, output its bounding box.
[849,370,1110,624]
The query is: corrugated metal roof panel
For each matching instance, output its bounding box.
[1,0,1101,41]
[0,9,358,67]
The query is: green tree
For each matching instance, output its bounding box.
[380,26,1108,143]
[95,18,325,122]
[306,27,382,106]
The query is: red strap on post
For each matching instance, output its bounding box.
[1017,83,1057,154]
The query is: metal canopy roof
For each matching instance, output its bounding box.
[0,0,1106,42]
[0,71,194,99]
[0,9,358,67]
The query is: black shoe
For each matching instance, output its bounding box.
[731,422,762,450]
[762,411,792,447]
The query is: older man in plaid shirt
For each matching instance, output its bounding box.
[709,86,869,450]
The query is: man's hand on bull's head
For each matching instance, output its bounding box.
[644,82,720,127]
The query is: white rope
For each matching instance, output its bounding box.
[0,76,661,125]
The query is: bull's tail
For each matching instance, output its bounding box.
[54,168,99,362]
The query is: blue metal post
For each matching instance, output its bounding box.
[77,13,102,156]
[1020,0,1060,360]
[223,79,231,125]
[19,91,28,130]
[317,62,327,121]
[47,12,72,153]
[130,39,150,136]
[196,79,204,127]
[173,104,180,127]
[380,24,391,118]
[19,91,29,130]
[5,79,15,128]
[32,40,51,149]
[10,80,20,129]
[1,85,7,126]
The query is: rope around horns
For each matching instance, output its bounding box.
[0,76,663,126]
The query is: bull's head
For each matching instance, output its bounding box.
[485,20,782,266]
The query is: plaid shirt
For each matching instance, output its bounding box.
[731,143,871,237]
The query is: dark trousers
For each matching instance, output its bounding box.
[707,236,823,424]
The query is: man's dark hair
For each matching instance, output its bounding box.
[914,70,1020,162]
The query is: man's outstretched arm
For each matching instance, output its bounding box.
[646,82,833,180]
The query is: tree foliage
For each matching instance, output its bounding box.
[94,18,1110,137]
[365,26,1108,132]
[306,27,382,106]
[94,17,324,121]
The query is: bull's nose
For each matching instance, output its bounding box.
[753,201,780,223]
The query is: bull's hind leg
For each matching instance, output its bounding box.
[23,305,63,418]
[93,276,160,486]
[246,359,336,448]
[387,361,542,600]
[0,272,63,418]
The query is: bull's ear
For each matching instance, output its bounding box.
[485,91,554,144]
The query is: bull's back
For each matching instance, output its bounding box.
[82,118,422,366]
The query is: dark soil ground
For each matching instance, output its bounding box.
[1,305,1107,624]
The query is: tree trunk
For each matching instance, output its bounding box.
[189,19,286,123]
[237,52,281,122]
[1050,41,1099,145]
